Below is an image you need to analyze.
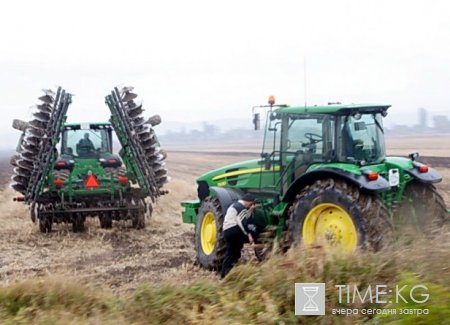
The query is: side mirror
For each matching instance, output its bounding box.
[253,113,260,130]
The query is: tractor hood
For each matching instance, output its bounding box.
[196,158,279,190]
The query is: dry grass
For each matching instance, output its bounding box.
[0,230,448,324]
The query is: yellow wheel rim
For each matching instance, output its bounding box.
[302,203,358,252]
[200,212,217,255]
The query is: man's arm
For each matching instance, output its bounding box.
[236,209,249,235]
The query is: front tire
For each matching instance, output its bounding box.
[194,197,226,269]
[288,178,392,252]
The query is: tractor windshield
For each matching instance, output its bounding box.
[61,128,112,158]
[338,113,385,164]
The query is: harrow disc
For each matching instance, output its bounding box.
[42,89,56,96]
[38,94,54,104]
[138,132,155,142]
[21,150,36,159]
[12,174,28,184]
[122,91,138,102]
[29,119,48,130]
[15,167,32,177]
[36,104,52,113]
[132,116,146,126]
[33,111,51,122]
[25,134,41,146]
[127,103,144,118]
[27,126,45,137]
[10,154,20,167]
[11,183,27,193]
[22,142,39,153]
[17,159,34,170]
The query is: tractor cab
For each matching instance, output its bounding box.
[255,99,390,192]
[61,123,113,159]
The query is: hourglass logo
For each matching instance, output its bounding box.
[295,283,325,315]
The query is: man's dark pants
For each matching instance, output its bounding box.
[220,226,248,279]
[220,220,259,279]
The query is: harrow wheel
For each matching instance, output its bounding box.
[37,204,52,233]
[38,217,52,233]
[99,212,113,229]
[72,213,86,233]
[131,198,146,229]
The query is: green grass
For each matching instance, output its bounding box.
[0,232,448,325]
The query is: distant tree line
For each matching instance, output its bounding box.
[160,122,262,144]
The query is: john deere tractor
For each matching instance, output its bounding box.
[10,86,169,232]
[181,98,448,269]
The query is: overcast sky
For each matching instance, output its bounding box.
[1,0,449,149]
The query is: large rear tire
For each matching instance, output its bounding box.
[398,181,448,234]
[194,197,226,270]
[288,178,393,252]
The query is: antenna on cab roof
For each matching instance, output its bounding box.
[304,56,308,110]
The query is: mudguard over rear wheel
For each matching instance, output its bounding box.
[288,178,393,252]
[195,196,226,269]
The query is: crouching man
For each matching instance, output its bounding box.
[220,193,259,279]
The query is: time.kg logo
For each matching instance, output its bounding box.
[295,283,326,315]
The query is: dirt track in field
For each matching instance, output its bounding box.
[0,145,449,293]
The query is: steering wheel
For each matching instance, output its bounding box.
[304,132,323,144]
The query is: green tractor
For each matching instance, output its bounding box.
[181,98,448,269]
[11,86,169,232]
